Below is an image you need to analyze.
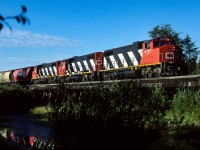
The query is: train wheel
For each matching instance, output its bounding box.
[142,67,147,78]
[174,66,181,76]
[48,79,52,84]
[154,67,161,77]
[147,69,153,78]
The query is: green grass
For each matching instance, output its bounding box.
[29,106,52,119]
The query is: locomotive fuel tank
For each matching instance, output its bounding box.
[115,69,136,79]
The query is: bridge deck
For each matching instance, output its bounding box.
[29,75,200,90]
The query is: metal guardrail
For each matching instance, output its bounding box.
[138,75,200,87]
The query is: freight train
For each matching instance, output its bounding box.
[0,37,186,85]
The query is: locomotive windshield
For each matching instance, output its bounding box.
[153,38,174,48]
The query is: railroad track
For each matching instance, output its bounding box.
[28,75,200,90]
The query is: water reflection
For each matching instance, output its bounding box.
[0,114,55,150]
[0,114,52,139]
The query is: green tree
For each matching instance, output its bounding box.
[0,5,29,31]
[148,24,182,47]
[182,34,199,74]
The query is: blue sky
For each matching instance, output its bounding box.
[0,0,200,71]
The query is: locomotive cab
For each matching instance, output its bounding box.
[56,61,67,76]
[140,37,175,65]
[32,66,38,80]
[140,37,183,77]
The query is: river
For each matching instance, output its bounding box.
[0,113,54,149]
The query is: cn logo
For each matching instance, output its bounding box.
[96,60,102,65]
[166,52,174,59]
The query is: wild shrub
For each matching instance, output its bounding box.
[0,85,34,113]
[165,88,200,127]
[49,81,168,128]
[48,81,169,149]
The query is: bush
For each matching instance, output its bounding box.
[0,85,34,113]
[48,81,169,149]
[165,89,200,127]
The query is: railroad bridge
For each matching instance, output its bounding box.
[29,75,200,91]
[29,75,200,102]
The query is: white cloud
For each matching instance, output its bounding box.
[0,29,79,47]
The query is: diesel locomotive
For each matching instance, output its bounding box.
[0,37,186,85]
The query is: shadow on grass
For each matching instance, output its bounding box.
[53,118,161,150]
[149,126,200,150]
